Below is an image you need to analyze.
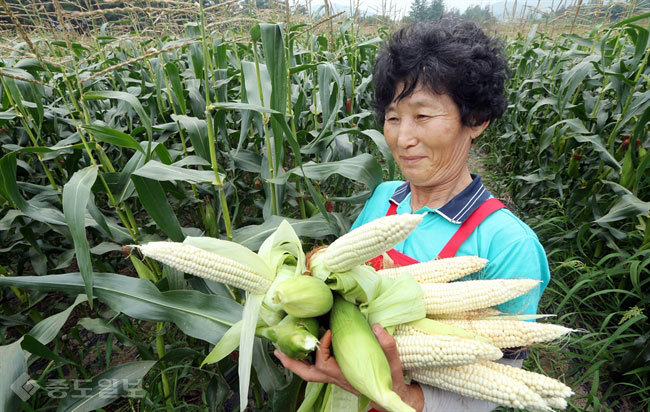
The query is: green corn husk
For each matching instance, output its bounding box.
[326,264,382,305]
[330,296,415,412]
[361,274,426,328]
[258,315,319,360]
[273,275,333,318]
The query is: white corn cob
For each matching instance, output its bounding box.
[544,397,568,410]
[406,363,551,412]
[421,279,539,315]
[481,361,574,402]
[322,213,424,272]
[378,256,488,283]
[437,319,574,348]
[139,242,271,294]
[394,325,502,369]
[433,308,503,320]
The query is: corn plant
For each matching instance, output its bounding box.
[483,12,650,412]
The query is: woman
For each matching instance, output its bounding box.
[275,19,550,412]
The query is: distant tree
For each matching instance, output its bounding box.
[427,0,445,20]
[409,0,430,22]
[462,4,495,24]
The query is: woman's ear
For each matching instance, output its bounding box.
[470,120,490,141]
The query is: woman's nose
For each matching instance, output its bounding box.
[396,119,418,148]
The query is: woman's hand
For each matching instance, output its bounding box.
[371,324,424,412]
[274,329,360,395]
[274,324,424,412]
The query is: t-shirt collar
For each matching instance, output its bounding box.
[388,175,492,224]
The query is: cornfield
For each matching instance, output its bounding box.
[0,0,648,410]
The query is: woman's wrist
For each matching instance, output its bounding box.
[402,382,425,412]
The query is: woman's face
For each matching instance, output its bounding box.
[383,86,487,188]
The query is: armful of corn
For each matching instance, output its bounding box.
[128,213,574,412]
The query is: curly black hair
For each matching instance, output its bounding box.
[373,18,510,127]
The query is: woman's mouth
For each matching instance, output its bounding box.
[400,156,426,164]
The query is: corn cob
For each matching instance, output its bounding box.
[421,279,539,315]
[330,296,414,412]
[433,308,503,320]
[273,275,333,317]
[480,360,574,401]
[406,363,551,412]
[378,256,488,283]
[436,319,574,348]
[322,213,424,272]
[394,324,502,369]
[544,397,568,410]
[138,241,271,293]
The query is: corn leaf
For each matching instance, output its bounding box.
[63,166,99,307]
[202,320,243,366]
[0,273,242,344]
[55,361,156,412]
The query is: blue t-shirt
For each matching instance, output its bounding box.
[351,179,550,315]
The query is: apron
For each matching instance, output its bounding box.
[367,194,506,270]
[365,185,528,373]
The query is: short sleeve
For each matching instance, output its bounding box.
[350,181,403,230]
[482,235,550,315]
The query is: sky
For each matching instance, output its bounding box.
[348,0,503,17]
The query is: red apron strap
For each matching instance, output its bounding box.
[386,202,398,215]
[437,198,506,259]
[367,201,416,270]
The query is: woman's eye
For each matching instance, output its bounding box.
[417,114,430,120]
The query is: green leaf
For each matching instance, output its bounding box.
[270,154,383,190]
[0,273,243,344]
[131,175,184,242]
[81,124,143,152]
[595,183,650,224]
[574,135,621,171]
[0,341,25,412]
[171,115,210,161]
[260,24,287,115]
[0,153,28,210]
[29,295,88,346]
[233,215,340,251]
[165,62,187,114]
[63,166,99,307]
[78,318,154,358]
[56,361,156,412]
[202,320,243,365]
[361,129,395,177]
[0,109,18,120]
[84,91,153,157]
[208,102,279,114]
[133,160,221,184]
[241,60,271,108]
[21,335,74,365]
